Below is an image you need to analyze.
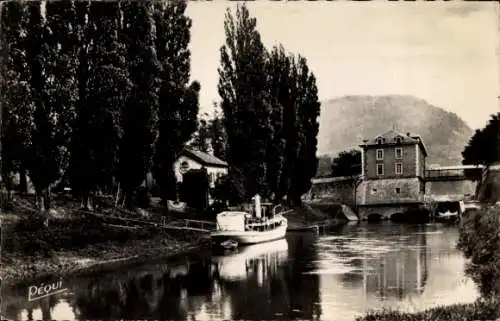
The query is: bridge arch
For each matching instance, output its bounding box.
[390,212,405,222]
[366,213,383,222]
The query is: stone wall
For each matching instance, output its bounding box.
[309,178,356,206]
[426,180,478,200]
[357,177,424,205]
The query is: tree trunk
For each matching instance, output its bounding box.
[81,194,93,211]
[36,188,49,227]
[19,167,28,195]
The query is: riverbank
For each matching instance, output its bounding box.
[0,196,210,286]
[357,299,500,321]
[1,230,208,287]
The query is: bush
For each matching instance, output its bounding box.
[457,205,500,299]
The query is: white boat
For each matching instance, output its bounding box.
[210,194,288,247]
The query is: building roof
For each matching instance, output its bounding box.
[359,129,428,157]
[182,148,228,168]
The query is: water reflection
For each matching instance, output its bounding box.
[3,223,478,321]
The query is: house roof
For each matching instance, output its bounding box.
[359,129,428,157]
[182,148,228,167]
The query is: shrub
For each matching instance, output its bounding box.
[457,205,500,299]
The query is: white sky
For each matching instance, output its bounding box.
[186,1,499,130]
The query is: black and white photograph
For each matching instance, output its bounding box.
[0,1,499,320]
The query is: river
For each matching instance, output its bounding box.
[2,222,479,321]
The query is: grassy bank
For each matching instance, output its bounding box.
[0,198,209,286]
[357,299,499,321]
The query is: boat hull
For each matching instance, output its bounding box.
[210,223,287,245]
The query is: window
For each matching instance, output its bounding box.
[395,137,402,144]
[395,163,403,175]
[395,147,402,159]
[377,138,384,145]
[377,164,384,176]
[395,187,401,194]
[376,149,384,160]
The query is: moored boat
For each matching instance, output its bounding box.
[210,194,288,248]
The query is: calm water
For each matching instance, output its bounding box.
[2,222,479,321]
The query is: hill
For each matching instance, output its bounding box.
[317,95,473,168]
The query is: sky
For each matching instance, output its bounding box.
[185,1,499,131]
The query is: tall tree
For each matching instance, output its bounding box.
[153,1,200,203]
[72,2,131,208]
[44,1,79,191]
[24,2,63,211]
[265,45,289,202]
[288,56,321,204]
[462,113,500,166]
[119,2,160,208]
[276,54,302,203]
[68,0,92,208]
[218,4,274,202]
[0,2,32,194]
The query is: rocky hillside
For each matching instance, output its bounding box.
[317,95,473,167]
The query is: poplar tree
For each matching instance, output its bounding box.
[24,2,60,211]
[153,1,200,203]
[0,2,32,194]
[265,45,288,202]
[68,0,92,208]
[44,1,79,190]
[75,2,131,206]
[288,56,321,204]
[218,4,274,202]
[119,2,160,208]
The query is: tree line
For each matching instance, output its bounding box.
[1,2,321,211]
[1,1,199,210]
[218,5,321,205]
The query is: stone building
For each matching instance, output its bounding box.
[356,130,428,220]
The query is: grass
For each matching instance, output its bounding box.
[357,299,499,321]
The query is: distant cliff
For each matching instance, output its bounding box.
[317,95,473,167]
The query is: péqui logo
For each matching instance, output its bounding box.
[28,279,67,302]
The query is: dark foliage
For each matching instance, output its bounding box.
[24,2,62,210]
[457,206,500,299]
[287,56,321,204]
[119,2,160,208]
[218,4,274,202]
[153,1,200,202]
[330,149,361,177]
[0,2,32,193]
[462,113,500,166]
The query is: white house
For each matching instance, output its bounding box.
[173,148,228,187]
